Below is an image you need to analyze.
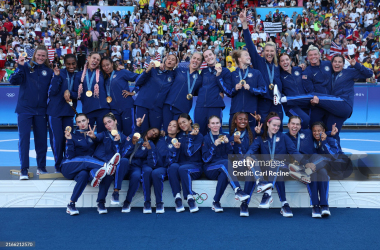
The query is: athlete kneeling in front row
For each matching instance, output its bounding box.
[202,116,250,212]
[61,113,120,215]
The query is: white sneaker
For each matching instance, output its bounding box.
[105,153,120,175]
[273,84,281,105]
[289,170,311,184]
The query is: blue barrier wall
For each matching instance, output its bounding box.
[1,84,379,126]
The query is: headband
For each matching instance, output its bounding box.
[268,117,281,123]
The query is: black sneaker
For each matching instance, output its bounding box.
[175,198,185,212]
[111,191,119,205]
[122,201,131,213]
[143,201,152,214]
[97,202,108,214]
[156,202,165,214]
[187,198,199,213]
[240,202,249,217]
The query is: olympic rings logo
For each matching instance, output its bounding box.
[6,93,15,97]
[195,193,208,204]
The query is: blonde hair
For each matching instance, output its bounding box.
[231,50,249,66]
[306,45,321,57]
[263,42,278,66]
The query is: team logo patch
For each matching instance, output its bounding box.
[193,74,196,79]
[142,146,146,150]
[230,141,234,146]
[248,73,253,78]
[168,144,173,149]
[338,72,343,77]
[88,138,92,143]
[302,75,307,79]
[127,137,131,141]
[294,71,300,76]
[113,75,117,78]
[42,70,47,76]
[325,66,330,71]
[276,137,280,142]
[168,77,172,82]
[300,133,305,139]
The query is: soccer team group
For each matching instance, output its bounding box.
[10,11,369,218]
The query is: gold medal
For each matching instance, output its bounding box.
[111,130,118,136]
[215,63,221,68]
[106,96,112,103]
[21,52,27,57]
[171,138,178,144]
[240,80,246,85]
[86,90,93,97]
[154,61,161,67]
[186,93,193,100]
[269,83,274,90]
[218,134,225,140]
[65,126,72,133]
[234,131,241,136]
[193,123,200,130]
[133,132,141,139]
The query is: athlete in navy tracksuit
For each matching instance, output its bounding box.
[240,12,283,131]
[228,112,260,216]
[101,57,140,136]
[202,116,250,212]
[60,113,120,215]
[194,50,233,135]
[47,55,78,172]
[134,55,177,133]
[108,117,160,213]
[9,47,54,179]
[162,53,203,133]
[278,53,310,129]
[167,114,204,213]
[141,120,180,213]
[285,116,330,218]
[279,57,373,143]
[246,113,303,217]
[73,52,110,133]
[229,50,266,131]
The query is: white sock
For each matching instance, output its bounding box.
[175,193,181,199]
[265,189,272,196]
[234,187,240,193]
[187,194,193,200]
[282,201,288,206]
[281,96,287,103]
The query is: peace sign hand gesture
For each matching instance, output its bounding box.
[239,8,247,25]
[347,55,356,67]
[87,125,97,139]
[136,114,146,127]
[255,121,263,134]
[250,112,261,122]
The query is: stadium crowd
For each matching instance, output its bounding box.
[0,0,380,80]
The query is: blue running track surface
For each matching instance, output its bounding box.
[0,207,379,250]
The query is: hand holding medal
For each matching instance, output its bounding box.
[215,63,222,76]
[64,126,72,140]
[190,123,200,136]
[111,130,120,141]
[172,138,181,149]
[234,131,241,144]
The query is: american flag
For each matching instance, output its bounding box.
[247,13,253,22]
[48,48,55,62]
[143,61,149,69]
[330,41,348,56]
[200,61,207,69]
[133,64,137,71]
[126,26,133,31]
[155,53,161,62]
[26,48,35,58]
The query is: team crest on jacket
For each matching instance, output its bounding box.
[42,70,47,76]
[142,146,146,150]
[276,137,280,142]
[248,73,253,78]
[113,75,117,78]
[300,133,305,139]
[193,74,196,79]
[338,72,343,77]
[325,66,330,71]
[168,77,172,82]
[168,144,173,149]
[127,136,131,141]
[294,71,300,76]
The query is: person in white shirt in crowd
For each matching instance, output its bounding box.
[111,46,122,62]
[347,39,357,58]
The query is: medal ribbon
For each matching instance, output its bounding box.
[267,135,276,161]
[106,71,115,97]
[66,71,74,91]
[238,68,249,81]
[86,69,96,93]
[187,70,198,95]
[266,63,274,85]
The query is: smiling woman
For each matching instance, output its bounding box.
[9,45,54,179]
